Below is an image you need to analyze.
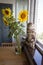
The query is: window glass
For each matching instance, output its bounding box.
[36,0,43,44]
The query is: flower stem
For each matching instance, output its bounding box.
[16,35,21,54]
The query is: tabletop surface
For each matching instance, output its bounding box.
[0,46,29,65]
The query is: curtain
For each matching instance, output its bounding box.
[15,0,29,35]
[29,0,36,24]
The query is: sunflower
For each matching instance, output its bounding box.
[3,17,9,26]
[2,8,11,18]
[18,10,28,22]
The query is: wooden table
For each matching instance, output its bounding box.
[0,46,29,65]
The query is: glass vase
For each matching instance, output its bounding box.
[15,35,21,54]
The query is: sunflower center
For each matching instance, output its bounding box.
[21,13,26,19]
[5,10,9,15]
[4,20,7,24]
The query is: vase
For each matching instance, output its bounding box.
[15,35,21,54]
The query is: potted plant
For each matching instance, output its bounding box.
[2,8,28,54]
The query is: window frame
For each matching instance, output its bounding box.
[34,0,43,53]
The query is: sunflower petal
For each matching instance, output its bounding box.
[2,8,11,18]
[3,17,9,26]
[18,10,28,22]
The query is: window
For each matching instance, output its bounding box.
[36,0,43,44]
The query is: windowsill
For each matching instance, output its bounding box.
[37,39,43,45]
[36,40,43,55]
[22,36,43,55]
